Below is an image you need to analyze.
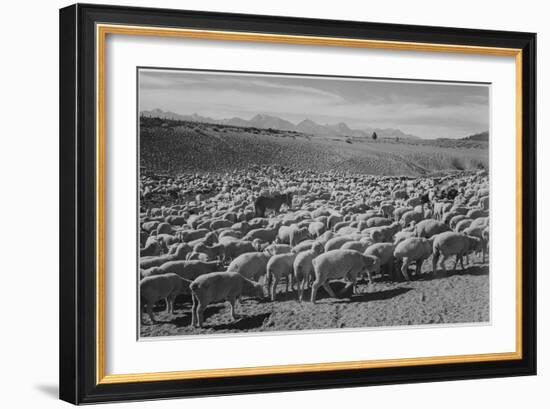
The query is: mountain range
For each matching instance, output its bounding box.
[141,109,422,140]
[461,131,489,141]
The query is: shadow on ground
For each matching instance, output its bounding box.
[414,264,489,282]
[209,312,271,331]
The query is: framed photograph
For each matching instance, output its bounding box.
[59,3,536,404]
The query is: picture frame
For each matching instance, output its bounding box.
[59,3,536,404]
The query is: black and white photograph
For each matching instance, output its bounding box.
[138,68,490,337]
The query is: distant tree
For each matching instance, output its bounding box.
[396,136,400,142]
[371,131,378,141]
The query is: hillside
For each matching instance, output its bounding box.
[140,109,421,140]
[462,131,489,141]
[140,117,488,176]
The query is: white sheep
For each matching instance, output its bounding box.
[159,260,221,281]
[266,253,297,300]
[393,237,432,281]
[364,242,395,279]
[310,249,380,303]
[140,273,191,324]
[190,271,264,327]
[414,219,451,238]
[293,242,325,302]
[227,252,270,281]
[432,231,483,275]
[263,243,292,256]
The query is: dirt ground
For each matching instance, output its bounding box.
[140,256,489,338]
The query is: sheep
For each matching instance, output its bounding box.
[186,252,210,261]
[327,214,343,230]
[291,239,317,253]
[469,217,489,229]
[393,237,432,281]
[141,221,160,233]
[380,203,395,219]
[310,250,380,303]
[414,219,451,238]
[266,253,297,300]
[433,201,453,220]
[449,214,469,230]
[308,221,326,238]
[467,208,488,219]
[192,242,224,261]
[277,225,295,244]
[289,226,310,247]
[140,266,164,279]
[176,228,210,243]
[264,243,292,256]
[340,240,370,252]
[393,206,413,222]
[463,225,489,262]
[325,236,357,252]
[140,238,168,257]
[455,218,473,232]
[159,260,222,281]
[482,227,490,261]
[364,242,395,279]
[293,242,325,301]
[140,273,191,324]
[366,217,392,228]
[219,238,257,261]
[156,222,175,235]
[393,230,415,245]
[187,231,217,248]
[369,222,401,243]
[227,252,270,281]
[190,271,264,327]
[441,211,460,225]
[400,208,424,227]
[140,243,192,269]
[243,225,279,242]
[164,215,187,226]
[316,231,335,246]
[432,232,483,275]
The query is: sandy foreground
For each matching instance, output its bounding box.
[140,257,489,338]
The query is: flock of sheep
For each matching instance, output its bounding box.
[139,165,489,331]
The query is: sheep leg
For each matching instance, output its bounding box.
[297,279,304,302]
[270,275,279,301]
[452,256,459,273]
[196,302,205,328]
[460,254,466,270]
[265,273,272,299]
[364,269,373,288]
[228,297,238,321]
[350,275,359,295]
[191,294,198,327]
[416,258,424,276]
[401,258,411,281]
[163,297,170,313]
[310,281,321,303]
[439,255,448,275]
[432,251,440,276]
[146,301,156,324]
[322,281,337,299]
[168,293,179,316]
[289,273,296,291]
[141,303,148,325]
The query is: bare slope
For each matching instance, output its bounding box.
[140,119,488,176]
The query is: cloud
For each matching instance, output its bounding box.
[139,69,489,139]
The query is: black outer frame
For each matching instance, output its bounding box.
[59,3,536,405]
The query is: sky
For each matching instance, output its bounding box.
[139,69,490,139]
